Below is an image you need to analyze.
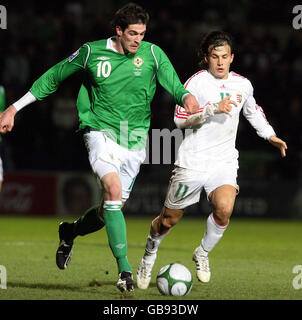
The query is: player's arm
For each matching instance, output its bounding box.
[0,44,90,133]
[174,103,215,129]
[29,44,90,101]
[175,96,237,129]
[152,45,199,114]
[243,81,287,157]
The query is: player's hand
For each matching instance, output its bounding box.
[218,96,237,114]
[0,105,17,133]
[269,136,287,158]
[183,94,199,114]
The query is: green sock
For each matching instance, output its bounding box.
[73,205,105,239]
[103,200,132,274]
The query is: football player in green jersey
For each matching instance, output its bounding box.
[0,2,199,292]
[0,85,5,192]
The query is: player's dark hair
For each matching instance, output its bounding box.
[198,31,234,69]
[112,2,150,31]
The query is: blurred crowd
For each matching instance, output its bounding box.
[0,0,301,181]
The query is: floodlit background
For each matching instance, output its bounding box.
[0,0,302,304]
[0,0,301,218]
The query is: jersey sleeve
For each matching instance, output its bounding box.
[151,45,189,106]
[0,86,5,112]
[29,44,90,100]
[242,81,276,140]
[174,76,208,128]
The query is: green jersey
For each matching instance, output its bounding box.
[29,37,189,149]
[0,85,5,143]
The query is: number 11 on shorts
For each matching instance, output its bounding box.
[175,183,189,200]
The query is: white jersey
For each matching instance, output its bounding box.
[174,70,276,172]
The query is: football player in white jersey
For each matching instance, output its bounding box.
[136,31,287,289]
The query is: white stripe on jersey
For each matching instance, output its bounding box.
[150,45,158,86]
[83,44,91,69]
[150,45,159,71]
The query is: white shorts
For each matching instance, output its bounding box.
[83,130,146,202]
[164,162,239,210]
[0,157,3,182]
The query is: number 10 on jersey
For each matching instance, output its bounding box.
[97,61,112,78]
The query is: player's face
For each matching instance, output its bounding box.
[116,23,146,54]
[206,44,234,79]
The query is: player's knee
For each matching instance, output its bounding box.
[104,183,122,200]
[214,202,233,225]
[161,209,183,229]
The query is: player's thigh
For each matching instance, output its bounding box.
[164,166,205,210]
[119,148,146,202]
[204,161,239,202]
[205,161,239,215]
[83,130,122,176]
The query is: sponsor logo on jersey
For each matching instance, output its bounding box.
[97,56,110,61]
[236,94,242,103]
[132,56,144,68]
[68,49,80,62]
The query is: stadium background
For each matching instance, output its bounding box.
[0,0,301,218]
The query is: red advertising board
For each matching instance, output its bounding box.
[0,172,57,215]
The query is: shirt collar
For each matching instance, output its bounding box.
[106,36,119,52]
[206,69,230,81]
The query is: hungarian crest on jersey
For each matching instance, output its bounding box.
[236,94,242,103]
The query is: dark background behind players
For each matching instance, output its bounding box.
[0,0,301,217]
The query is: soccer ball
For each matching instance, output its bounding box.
[156,263,193,296]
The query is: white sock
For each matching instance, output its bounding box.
[200,213,229,253]
[143,219,171,263]
[195,243,209,257]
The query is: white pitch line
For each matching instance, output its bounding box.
[2,241,48,246]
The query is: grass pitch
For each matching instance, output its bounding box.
[0,215,301,300]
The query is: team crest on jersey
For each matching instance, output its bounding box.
[236,94,242,103]
[132,56,144,67]
[68,49,80,62]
